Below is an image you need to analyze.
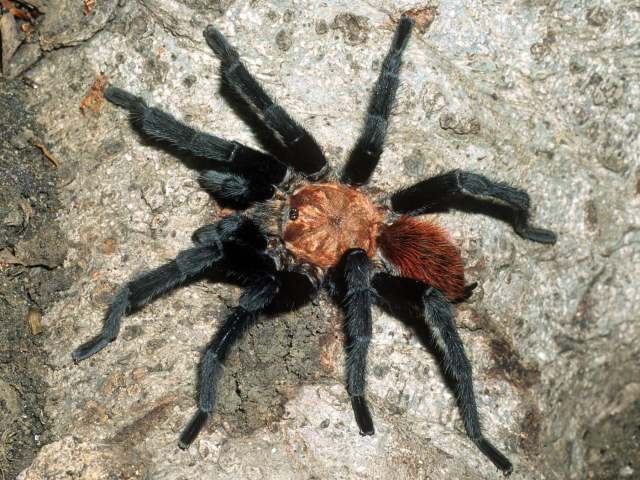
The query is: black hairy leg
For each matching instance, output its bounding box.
[203,26,327,177]
[104,86,286,206]
[341,17,414,186]
[193,214,267,251]
[72,216,265,362]
[179,273,280,448]
[72,244,222,361]
[340,249,375,435]
[421,287,512,475]
[371,274,512,475]
[390,169,557,244]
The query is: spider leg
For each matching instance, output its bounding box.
[420,287,513,475]
[193,214,266,250]
[179,272,281,448]
[341,249,375,435]
[72,216,268,362]
[341,17,414,186]
[72,244,222,361]
[390,169,557,244]
[203,26,327,177]
[104,86,286,206]
[372,273,513,475]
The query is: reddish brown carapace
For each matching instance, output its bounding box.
[284,183,383,268]
[378,216,465,300]
[282,183,466,301]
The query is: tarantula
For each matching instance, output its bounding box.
[72,17,556,475]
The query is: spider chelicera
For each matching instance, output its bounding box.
[72,16,556,475]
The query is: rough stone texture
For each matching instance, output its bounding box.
[0,79,67,479]
[14,0,639,479]
[16,436,147,480]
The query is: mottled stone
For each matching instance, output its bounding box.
[17,1,640,479]
[17,437,147,480]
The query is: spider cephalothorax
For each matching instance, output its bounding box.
[283,183,383,268]
[73,16,556,476]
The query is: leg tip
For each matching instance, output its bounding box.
[476,437,513,476]
[350,396,375,436]
[203,25,218,38]
[203,25,235,60]
[104,86,145,112]
[359,425,375,436]
[178,409,209,449]
[454,282,478,303]
[394,16,414,48]
[537,229,558,245]
[518,226,558,245]
[71,336,110,362]
[70,350,82,364]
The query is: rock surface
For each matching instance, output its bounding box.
[0,79,67,479]
[13,0,640,479]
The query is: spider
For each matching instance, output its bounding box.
[72,17,556,476]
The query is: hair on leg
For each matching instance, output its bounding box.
[104,86,271,166]
[203,26,327,177]
[199,170,251,202]
[192,215,266,251]
[73,214,271,362]
[341,17,414,186]
[179,273,280,448]
[340,248,375,435]
[71,244,222,362]
[391,169,557,244]
[371,274,512,475]
[105,86,286,205]
[421,287,513,475]
[105,86,233,160]
[199,169,275,207]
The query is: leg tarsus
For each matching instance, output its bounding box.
[71,288,130,361]
[203,25,237,61]
[178,409,210,450]
[104,86,143,111]
[475,437,513,475]
[351,395,375,435]
[514,222,557,244]
[71,336,112,362]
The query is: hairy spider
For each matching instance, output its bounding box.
[72,17,556,475]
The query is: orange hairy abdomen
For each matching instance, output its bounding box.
[378,217,466,301]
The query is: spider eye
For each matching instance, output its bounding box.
[289,207,299,221]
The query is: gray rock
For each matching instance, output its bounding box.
[1,14,24,74]
[17,1,640,479]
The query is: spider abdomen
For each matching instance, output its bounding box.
[378,216,466,301]
[283,183,383,269]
